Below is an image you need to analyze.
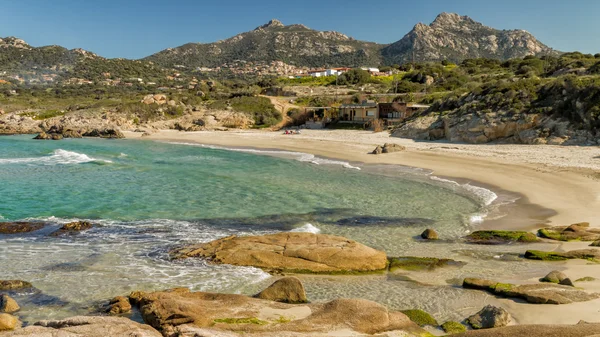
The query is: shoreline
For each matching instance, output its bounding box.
[125,129,600,229]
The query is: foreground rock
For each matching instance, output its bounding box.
[0,222,46,235]
[420,228,439,240]
[372,143,406,154]
[170,233,388,273]
[465,230,538,244]
[0,296,19,314]
[541,270,573,286]
[133,288,426,336]
[50,221,94,236]
[0,281,32,291]
[463,278,599,304]
[524,249,600,261]
[0,316,161,336]
[538,222,600,242]
[106,296,132,315]
[254,277,307,304]
[454,323,600,337]
[0,314,20,332]
[467,305,510,330]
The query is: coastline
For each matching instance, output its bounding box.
[125,129,600,229]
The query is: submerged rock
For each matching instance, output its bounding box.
[388,256,466,272]
[170,233,388,274]
[467,305,510,330]
[538,222,600,242]
[420,228,439,240]
[0,316,161,336]
[0,314,20,331]
[524,249,600,261]
[254,277,307,304]
[0,281,32,292]
[462,278,600,304]
[465,230,539,244]
[0,296,19,314]
[133,287,425,336]
[50,221,94,236]
[106,296,132,315]
[0,222,46,235]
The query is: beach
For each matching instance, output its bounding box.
[127,129,600,229]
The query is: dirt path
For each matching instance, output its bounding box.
[260,95,301,130]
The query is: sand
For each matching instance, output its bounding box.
[125,129,600,325]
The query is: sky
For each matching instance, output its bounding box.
[1,0,599,59]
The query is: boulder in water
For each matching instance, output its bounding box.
[465,230,539,244]
[0,222,46,235]
[467,305,511,329]
[0,281,32,291]
[0,314,20,331]
[538,222,600,241]
[0,295,19,314]
[106,296,132,315]
[420,228,439,240]
[254,277,307,303]
[540,270,573,286]
[524,249,600,261]
[50,221,94,236]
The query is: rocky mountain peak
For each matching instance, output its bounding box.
[0,36,31,49]
[255,19,285,30]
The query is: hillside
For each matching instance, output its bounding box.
[382,13,558,65]
[144,19,384,68]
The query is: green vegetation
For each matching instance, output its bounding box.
[400,309,438,327]
[388,257,464,272]
[209,96,281,126]
[441,321,467,334]
[575,277,596,282]
[466,230,539,243]
[213,317,268,325]
[524,250,570,261]
[538,228,573,241]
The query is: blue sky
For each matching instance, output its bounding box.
[1,0,598,59]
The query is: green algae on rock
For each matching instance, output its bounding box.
[400,309,438,327]
[524,249,600,262]
[442,321,467,334]
[465,230,539,244]
[388,257,466,272]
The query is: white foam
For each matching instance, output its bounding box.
[165,142,361,170]
[0,149,112,165]
[119,153,128,158]
[429,176,498,206]
[290,223,321,234]
[469,214,486,224]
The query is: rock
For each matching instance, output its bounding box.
[0,222,46,235]
[465,230,538,244]
[420,228,439,240]
[254,277,307,303]
[591,240,600,247]
[538,222,600,241]
[372,145,383,154]
[33,132,51,140]
[170,233,388,274]
[382,143,405,153]
[400,309,438,326]
[560,278,575,287]
[540,270,568,284]
[82,128,124,139]
[524,249,600,261]
[0,296,19,314]
[442,321,467,334]
[0,314,19,331]
[50,221,94,236]
[467,305,510,329]
[133,289,425,336]
[0,316,161,336]
[107,296,132,315]
[575,277,596,282]
[452,323,600,336]
[0,281,32,291]
[389,256,465,272]
[462,278,600,304]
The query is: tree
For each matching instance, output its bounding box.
[337,69,371,85]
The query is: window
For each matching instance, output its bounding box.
[366,111,375,117]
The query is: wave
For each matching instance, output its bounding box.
[165,142,361,170]
[290,223,321,234]
[0,149,112,165]
[429,176,498,206]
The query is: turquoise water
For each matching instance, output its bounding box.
[0,135,555,324]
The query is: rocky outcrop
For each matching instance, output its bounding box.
[524,249,600,261]
[0,281,32,291]
[454,323,600,337]
[106,296,132,315]
[538,223,600,242]
[0,316,161,336]
[254,277,307,304]
[372,143,406,155]
[467,305,510,330]
[420,228,439,240]
[133,288,426,336]
[170,233,388,273]
[0,314,19,332]
[82,128,125,139]
[142,94,168,105]
[465,230,539,245]
[463,278,600,304]
[0,222,46,235]
[0,296,19,314]
[50,221,94,236]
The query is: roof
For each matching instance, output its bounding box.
[408,104,431,109]
[340,103,378,108]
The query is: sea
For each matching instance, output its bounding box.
[0,135,557,324]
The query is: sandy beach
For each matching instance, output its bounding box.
[126,129,600,229]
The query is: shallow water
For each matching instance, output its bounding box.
[0,135,556,323]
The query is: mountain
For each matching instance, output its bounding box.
[144,19,384,68]
[381,13,558,64]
